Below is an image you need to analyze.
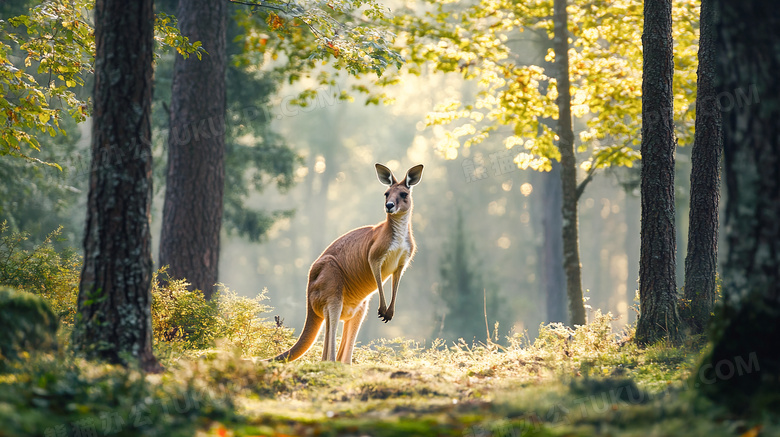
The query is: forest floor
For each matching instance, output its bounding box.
[5,312,775,437]
[200,328,773,437]
[3,231,776,436]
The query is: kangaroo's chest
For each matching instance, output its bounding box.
[380,233,412,277]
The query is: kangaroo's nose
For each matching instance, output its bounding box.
[385,202,395,211]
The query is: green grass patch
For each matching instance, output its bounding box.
[1,227,777,436]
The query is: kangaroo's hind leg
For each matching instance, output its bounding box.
[307,255,345,362]
[320,298,343,362]
[336,298,369,364]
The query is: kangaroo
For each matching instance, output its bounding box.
[270,163,424,364]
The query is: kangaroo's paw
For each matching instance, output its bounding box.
[378,307,394,323]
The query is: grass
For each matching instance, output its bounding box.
[152,314,773,436]
[2,312,777,436]
[0,227,774,436]
[184,332,771,437]
[2,297,777,437]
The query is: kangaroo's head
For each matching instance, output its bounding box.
[375,163,424,215]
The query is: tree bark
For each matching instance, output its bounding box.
[681,0,721,335]
[553,0,587,326]
[543,161,567,323]
[159,0,227,299]
[699,0,780,413]
[73,0,159,372]
[636,0,681,346]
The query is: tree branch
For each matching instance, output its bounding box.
[226,0,332,50]
[227,0,299,15]
[575,170,594,201]
[575,145,627,201]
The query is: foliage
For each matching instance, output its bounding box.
[0,355,239,437]
[0,0,92,164]
[387,0,699,173]
[151,271,221,350]
[534,310,619,364]
[232,0,404,105]
[0,222,80,328]
[0,113,85,241]
[0,286,58,367]
[151,269,294,359]
[153,12,204,61]
[1,282,775,436]
[233,0,403,74]
[0,0,204,163]
[0,225,293,359]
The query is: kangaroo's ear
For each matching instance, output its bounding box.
[405,164,424,187]
[375,163,397,186]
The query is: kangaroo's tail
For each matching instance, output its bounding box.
[271,306,323,362]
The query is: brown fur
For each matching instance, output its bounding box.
[270,163,424,364]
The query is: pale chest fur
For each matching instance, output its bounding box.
[380,216,413,277]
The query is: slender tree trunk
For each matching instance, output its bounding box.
[159,0,227,299]
[699,0,780,413]
[543,161,567,323]
[681,0,721,335]
[553,0,586,326]
[636,0,681,346]
[73,0,159,372]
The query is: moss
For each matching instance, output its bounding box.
[0,286,58,368]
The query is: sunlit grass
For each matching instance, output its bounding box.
[1,229,774,436]
[148,312,774,436]
[2,305,778,436]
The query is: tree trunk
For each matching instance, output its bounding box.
[159,0,227,299]
[699,0,780,413]
[636,0,681,346]
[681,0,721,336]
[553,0,587,326]
[543,161,567,323]
[73,0,159,372]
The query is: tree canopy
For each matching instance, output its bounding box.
[0,0,204,164]
[386,0,699,174]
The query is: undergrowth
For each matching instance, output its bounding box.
[1,225,776,436]
[150,269,295,364]
[0,223,79,330]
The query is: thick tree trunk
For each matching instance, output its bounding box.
[681,0,721,335]
[636,0,681,346]
[159,0,227,299]
[543,161,567,323]
[553,0,586,326]
[699,0,780,413]
[74,0,159,372]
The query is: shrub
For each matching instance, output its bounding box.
[533,310,619,365]
[0,355,238,437]
[215,284,294,357]
[151,269,294,359]
[0,286,58,368]
[0,223,80,329]
[151,270,221,349]
[0,223,293,360]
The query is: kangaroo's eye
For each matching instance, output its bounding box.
[384,192,389,197]
[400,192,408,199]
